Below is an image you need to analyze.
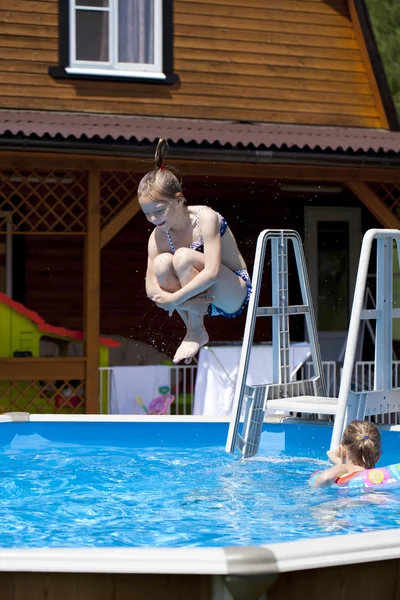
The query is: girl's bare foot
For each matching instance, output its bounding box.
[173,327,209,363]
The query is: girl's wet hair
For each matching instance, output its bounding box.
[137,138,184,204]
[341,420,381,470]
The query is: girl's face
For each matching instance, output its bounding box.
[139,197,177,231]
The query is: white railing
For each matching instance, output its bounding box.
[295,360,400,424]
[98,365,197,415]
[99,361,340,415]
[353,360,400,392]
[298,361,338,398]
[99,360,400,419]
[352,360,400,424]
[169,365,198,415]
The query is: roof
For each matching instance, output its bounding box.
[0,292,120,348]
[0,109,400,156]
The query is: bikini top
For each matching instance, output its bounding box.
[165,206,227,254]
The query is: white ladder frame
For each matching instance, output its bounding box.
[225,229,326,457]
[331,229,400,449]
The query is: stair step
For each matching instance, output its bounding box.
[267,396,338,415]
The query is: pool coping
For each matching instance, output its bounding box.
[1,414,400,576]
[2,413,399,431]
[0,529,400,575]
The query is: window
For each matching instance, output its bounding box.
[49,0,177,84]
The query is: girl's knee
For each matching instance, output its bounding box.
[173,247,198,271]
[153,253,174,277]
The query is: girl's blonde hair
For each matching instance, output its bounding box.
[341,420,381,470]
[137,138,184,204]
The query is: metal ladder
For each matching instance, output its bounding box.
[226,229,336,458]
[330,229,400,449]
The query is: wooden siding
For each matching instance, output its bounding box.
[0,0,387,128]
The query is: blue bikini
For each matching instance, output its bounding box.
[165,207,252,318]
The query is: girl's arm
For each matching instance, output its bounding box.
[311,463,358,488]
[171,208,222,306]
[145,232,163,299]
[327,445,343,465]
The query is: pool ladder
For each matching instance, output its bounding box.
[225,229,330,458]
[226,229,400,458]
[330,229,400,448]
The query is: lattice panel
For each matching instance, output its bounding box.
[0,379,85,414]
[101,171,139,227]
[0,170,87,233]
[368,182,400,218]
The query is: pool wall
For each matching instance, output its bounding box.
[1,414,400,600]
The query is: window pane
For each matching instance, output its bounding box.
[118,0,154,64]
[76,0,108,6]
[76,10,109,62]
[317,221,349,331]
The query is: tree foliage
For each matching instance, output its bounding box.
[365,0,400,115]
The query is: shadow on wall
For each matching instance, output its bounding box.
[40,338,173,366]
[322,0,348,18]
[107,336,173,366]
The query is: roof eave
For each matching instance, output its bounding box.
[1,136,400,170]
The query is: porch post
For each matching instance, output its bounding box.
[84,170,101,413]
[100,194,140,249]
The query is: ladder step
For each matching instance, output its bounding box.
[267,396,338,415]
[257,304,309,317]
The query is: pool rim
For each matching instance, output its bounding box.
[1,413,400,577]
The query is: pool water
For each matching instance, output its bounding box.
[0,421,400,548]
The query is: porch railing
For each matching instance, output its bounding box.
[98,360,400,424]
[0,357,86,414]
[98,365,198,415]
[352,360,400,424]
[98,361,338,416]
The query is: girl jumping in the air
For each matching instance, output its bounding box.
[138,138,251,364]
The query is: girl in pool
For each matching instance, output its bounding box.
[311,420,382,488]
[138,138,251,364]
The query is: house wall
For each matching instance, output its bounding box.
[21,176,380,363]
[0,0,386,127]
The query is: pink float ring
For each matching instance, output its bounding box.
[148,394,175,415]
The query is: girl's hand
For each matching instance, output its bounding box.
[151,291,177,316]
[327,445,343,465]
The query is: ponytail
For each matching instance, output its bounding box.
[359,436,378,470]
[154,138,169,170]
[342,420,381,469]
[137,137,183,203]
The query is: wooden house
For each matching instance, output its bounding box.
[0,0,399,412]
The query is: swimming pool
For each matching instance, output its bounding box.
[2,414,400,600]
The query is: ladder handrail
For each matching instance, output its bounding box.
[330,229,400,449]
[225,228,268,453]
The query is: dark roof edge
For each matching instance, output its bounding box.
[355,0,400,131]
[2,137,400,169]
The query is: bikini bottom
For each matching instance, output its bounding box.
[207,269,252,318]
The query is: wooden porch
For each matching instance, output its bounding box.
[0,150,399,414]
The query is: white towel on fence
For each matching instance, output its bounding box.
[193,343,311,416]
[110,366,171,414]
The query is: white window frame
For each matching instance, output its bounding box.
[66,0,165,80]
